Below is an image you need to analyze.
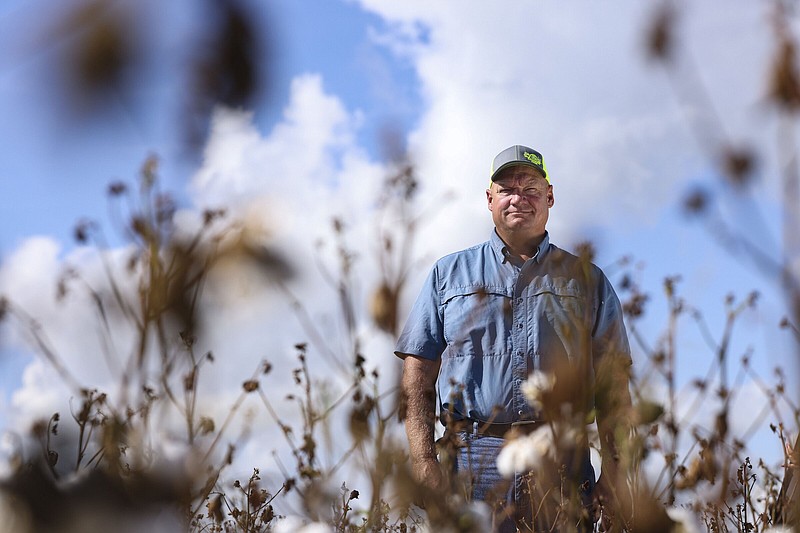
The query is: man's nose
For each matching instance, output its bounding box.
[509,191,530,204]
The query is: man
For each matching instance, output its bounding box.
[395,145,632,532]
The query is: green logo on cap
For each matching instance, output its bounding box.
[523,151,541,166]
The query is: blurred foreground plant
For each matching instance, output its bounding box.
[0,156,294,532]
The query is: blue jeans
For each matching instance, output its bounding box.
[453,430,596,532]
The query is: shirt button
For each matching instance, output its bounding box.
[517,409,524,416]
[516,298,523,304]
[517,323,523,329]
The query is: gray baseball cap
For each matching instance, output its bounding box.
[490,145,549,183]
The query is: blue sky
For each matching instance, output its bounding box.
[0,0,797,500]
[0,0,420,252]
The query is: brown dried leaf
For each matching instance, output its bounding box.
[370,283,398,335]
[721,145,757,187]
[207,495,223,523]
[646,4,676,62]
[53,0,141,114]
[769,39,800,111]
[185,0,265,150]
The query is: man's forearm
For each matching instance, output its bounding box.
[401,355,440,462]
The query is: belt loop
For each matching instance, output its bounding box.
[472,420,479,436]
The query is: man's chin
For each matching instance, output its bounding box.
[505,217,534,228]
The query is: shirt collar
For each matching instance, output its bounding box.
[490,229,551,264]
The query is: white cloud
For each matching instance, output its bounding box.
[0,239,116,424]
[353,0,781,259]
[191,73,364,209]
[0,237,63,332]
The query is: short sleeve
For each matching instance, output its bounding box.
[394,264,446,361]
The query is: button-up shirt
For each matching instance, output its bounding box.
[394,230,630,425]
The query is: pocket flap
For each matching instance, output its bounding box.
[442,285,512,304]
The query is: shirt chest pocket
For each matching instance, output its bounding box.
[441,286,512,357]
[529,281,587,330]
[529,281,590,366]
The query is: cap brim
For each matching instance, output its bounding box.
[490,161,547,181]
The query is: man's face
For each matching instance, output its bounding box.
[487,165,553,240]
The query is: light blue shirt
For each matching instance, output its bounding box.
[395,231,631,425]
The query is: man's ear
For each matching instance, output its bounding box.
[486,188,494,211]
[547,185,554,207]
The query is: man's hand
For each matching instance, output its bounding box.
[409,455,446,508]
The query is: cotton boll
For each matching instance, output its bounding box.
[496,427,554,478]
[496,423,584,479]
[521,371,555,411]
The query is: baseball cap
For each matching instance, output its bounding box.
[490,145,549,183]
